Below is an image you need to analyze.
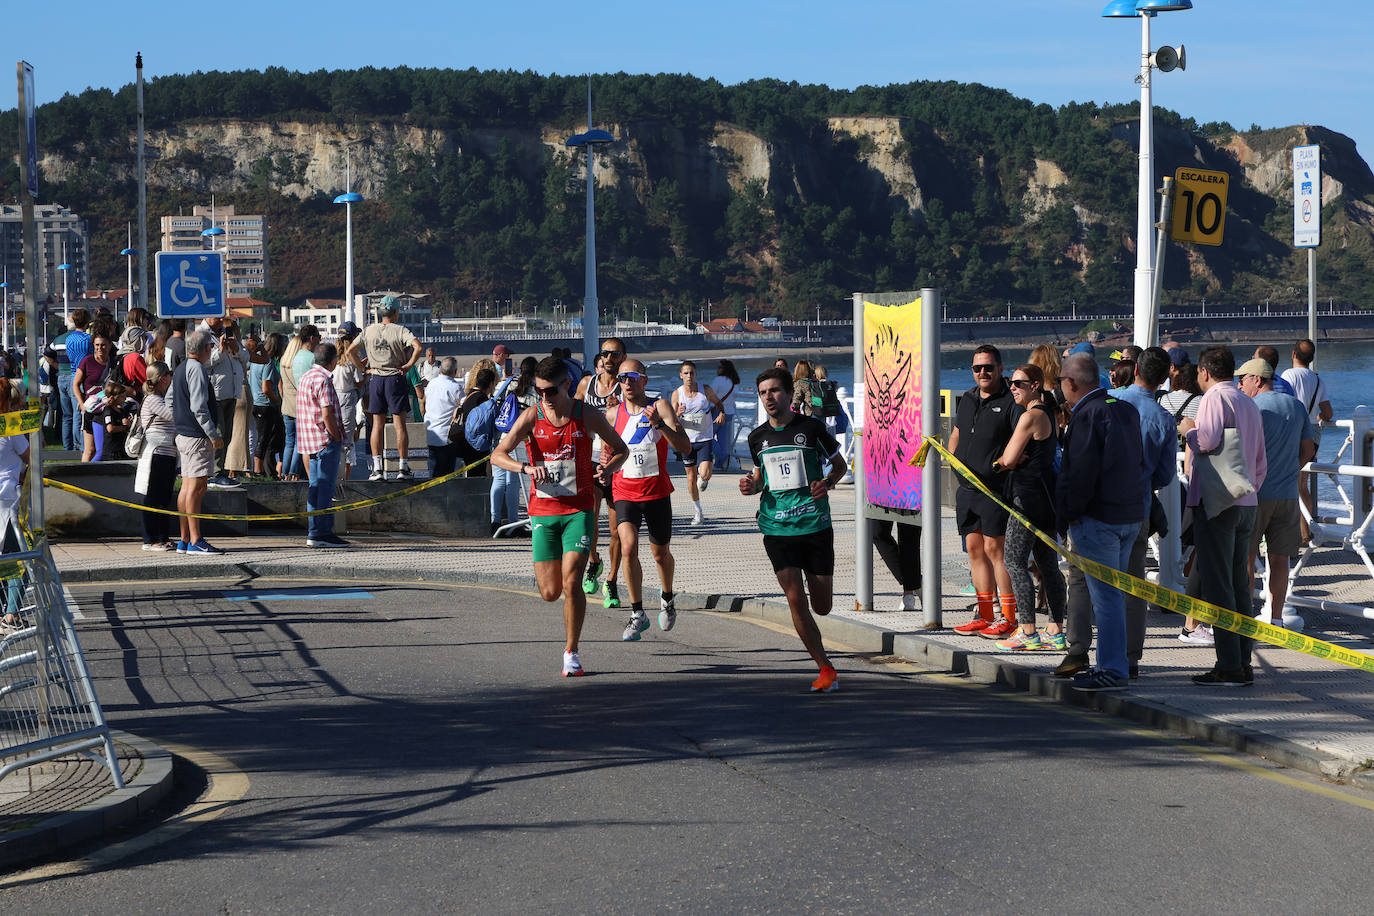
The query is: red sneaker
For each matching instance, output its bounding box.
[978,619,1017,639]
[952,616,991,634]
[810,666,839,693]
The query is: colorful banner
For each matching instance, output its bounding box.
[862,297,923,511]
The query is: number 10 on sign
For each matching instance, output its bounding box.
[1170,167,1229,247]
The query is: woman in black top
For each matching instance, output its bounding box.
[992,364,1067,651]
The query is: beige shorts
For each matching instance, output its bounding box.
[176,435,215,479]
[1250,498,1301,556]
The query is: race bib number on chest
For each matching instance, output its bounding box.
[536,458,578,497]
[623,438,658,479]
[763,448,807,491]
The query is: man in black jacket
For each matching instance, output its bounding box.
[1054,352,1145,692]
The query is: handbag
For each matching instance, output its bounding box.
[124,407,146,458]
[1194,427,1253,518]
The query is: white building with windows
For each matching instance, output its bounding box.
[0,203,89,301]
[159,204,268,298]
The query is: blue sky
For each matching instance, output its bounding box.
[9,1,1373,168]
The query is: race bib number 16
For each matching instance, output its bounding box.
[763,448,806,491]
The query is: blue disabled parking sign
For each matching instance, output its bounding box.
[156,251,225,319]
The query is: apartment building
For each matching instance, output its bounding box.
[159,204,268,298]
[0,203,90,301]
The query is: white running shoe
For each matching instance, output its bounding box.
[900,593,919,612]
[1178,624,1215,646]
[622,613,650,641]
[690,508,704,527]
[562,651,585,677]
[368,469,384,481]
[659,594,677,632]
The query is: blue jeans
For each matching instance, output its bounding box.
[307,439,341,540]
[282,415,306,478]
[57,373,77,450]
[491,465,521,524]
[1069,516,1140,679]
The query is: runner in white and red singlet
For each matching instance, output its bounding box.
[605,358,693,642]
[491,356,627,677]
[575,336,627,608]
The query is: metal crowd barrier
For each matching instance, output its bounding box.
[0,514,124,788]
[1288,405,1374,621]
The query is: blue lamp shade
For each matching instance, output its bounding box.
[201,227,225,237]
[567,129,615,148]
[334,192,363,204]
[57,263,72,270]
[120,247,137,256]
[0,281,8,289]
[1136,0,1192,10]
[1102,0,1140,15]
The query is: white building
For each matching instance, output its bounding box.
[285,298,347,335]
[159,204,268,298]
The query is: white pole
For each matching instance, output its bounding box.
[1308,248,1317,344]
[1132,12,1155,349]
[920,287,942,627]
[136,53,148,313]
[126,222,134,313]
[345,150,357,327]
[853,291,872,612]
[2,267,8,351]
[581,80,600,370]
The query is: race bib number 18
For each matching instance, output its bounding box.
[763,448,806,491]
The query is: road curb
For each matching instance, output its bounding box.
[65,562,1374,792]
[0,729,175,870]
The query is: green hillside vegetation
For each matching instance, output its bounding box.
[2,67,1371,319]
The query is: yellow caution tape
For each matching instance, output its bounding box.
[916,436,1374,674]
[42,454,492,521]
[1,400,42,436]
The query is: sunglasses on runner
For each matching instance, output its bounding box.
[971,363,997,374]
[534,384,561,399]
[616,372,645,383]
[598,349,625,360]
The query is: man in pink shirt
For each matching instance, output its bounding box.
[1184,346,1267,686]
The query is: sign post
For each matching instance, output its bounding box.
[1293,144,1321,344]
[16,61,43,536]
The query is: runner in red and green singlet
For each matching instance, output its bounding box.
[492,356,627,677]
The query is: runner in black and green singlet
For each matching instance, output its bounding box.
[740,367,846,693]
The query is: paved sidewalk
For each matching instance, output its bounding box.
[7,472,1374,867]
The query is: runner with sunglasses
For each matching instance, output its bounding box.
[492,356,629,677]
[606,359,693,641]
[576,337,627,607]
[948,344,1018,638]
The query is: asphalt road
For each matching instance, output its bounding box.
[4,576,1374,914]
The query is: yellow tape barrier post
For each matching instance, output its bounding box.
[913,436,1374,675]
[43,455,492,522]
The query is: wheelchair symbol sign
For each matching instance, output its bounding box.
[155,251,225,319]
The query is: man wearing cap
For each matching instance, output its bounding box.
[349,296,422,480]
[1238,356,1314,629]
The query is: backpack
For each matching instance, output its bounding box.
[493,378,522,433]
[814,379,842,418]
[463,394,499,454]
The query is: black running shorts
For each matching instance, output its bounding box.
[762,529,835,576]
[614,496,673,546]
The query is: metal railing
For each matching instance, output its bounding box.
[0,512,123,787]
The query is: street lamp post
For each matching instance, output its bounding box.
[1103,0,1192,347]
[0,269,8,351]
[565,79,614,369]
[120,222,137,317]
[334,146,365,329]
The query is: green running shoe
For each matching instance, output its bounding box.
[1040,629,1067,651]
[582,555,602,594]
[603,581,621,609]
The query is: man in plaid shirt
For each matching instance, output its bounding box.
[297,343,349,548]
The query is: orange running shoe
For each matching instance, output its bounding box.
[978,619,1017,639]
[810,666,839,693]
[952,616,991,634]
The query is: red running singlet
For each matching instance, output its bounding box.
[610,401,673,503]
[526,400,595,516]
